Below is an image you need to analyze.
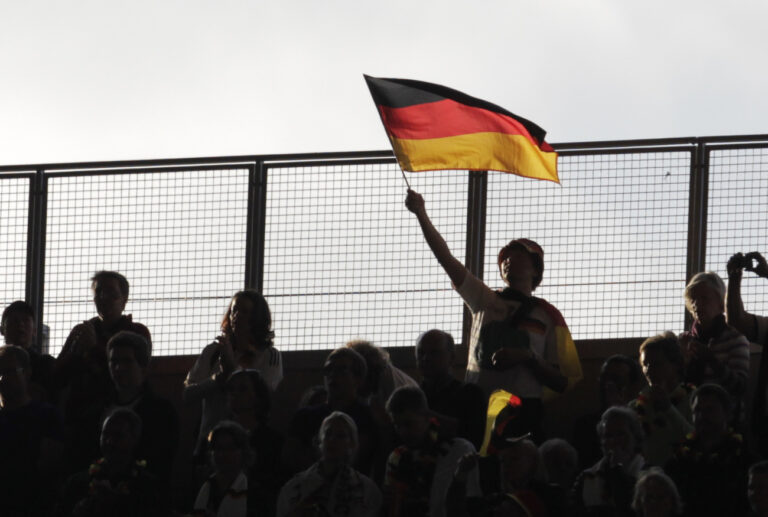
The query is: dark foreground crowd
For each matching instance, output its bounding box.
[2,190,768,517]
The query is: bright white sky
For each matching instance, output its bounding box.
[1,1,766,165]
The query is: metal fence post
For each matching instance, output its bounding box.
[462,170,487,347]
[685,141,709,329]
[25,169,47,353]
[245,161,267,293]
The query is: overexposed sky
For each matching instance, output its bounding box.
[1,0,766,165]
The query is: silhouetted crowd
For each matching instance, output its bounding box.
[2,191,768,516]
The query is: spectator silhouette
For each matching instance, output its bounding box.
[571,406,646,517]
[283,347,378,477]
[680,272,749,415]
[629,332,693,466]
[415,329,487,450]
[448,436,565,517]
[55,271,151,471]
[405,189,581,441]
[384,386,480,517]
[572,354,642,470]
[185,290,282,458]
[0,345,65,517]
[192,420,264,517]
[665,383,751,517]
[727,251,768,456]
[540,438,579,491]
[2,300,55,402]
[225,369,284,512]
[277,412,381,517]
[57,408,165,517]
[631,468,683,517]
[104,331,178,484]
[345,339,417,407]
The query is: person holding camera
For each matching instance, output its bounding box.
[727,251,768,456]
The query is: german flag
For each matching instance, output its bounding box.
[364,75,559,183]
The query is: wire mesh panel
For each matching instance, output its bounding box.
[705,147,768,317]
[44,167,249,356]
[263,162,467,351]
[484,151,692,340]
[0,175,30,307]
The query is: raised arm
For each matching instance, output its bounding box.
[405,189,467,287]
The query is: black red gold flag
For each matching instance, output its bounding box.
[364,75,559,183]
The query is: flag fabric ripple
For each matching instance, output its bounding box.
[364,75,559,183]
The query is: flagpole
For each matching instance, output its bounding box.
[399,167,412,190]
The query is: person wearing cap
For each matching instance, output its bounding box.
[680,271,749,407]
[405,189,581,442]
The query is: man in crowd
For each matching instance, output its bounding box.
[56,271,152,472]
[105,331,179,484]
[284,347,380,477]
[415,329,487,450]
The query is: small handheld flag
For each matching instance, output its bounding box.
[364,75,559,183]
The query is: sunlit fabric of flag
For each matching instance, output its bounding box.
[365,75,559,183]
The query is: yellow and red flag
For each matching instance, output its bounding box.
[364,75,559,183]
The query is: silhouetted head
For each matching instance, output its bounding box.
[226,369,271,422]
[91,271,130,323]
[386,386,430,448]
[1,301,36,348]
[415,329,455,380]
[221,290,274,349]
[107,331,151,394]
[498,238,544,291]
[319,411,359,465]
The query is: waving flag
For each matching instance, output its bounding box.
[365,75,559,183]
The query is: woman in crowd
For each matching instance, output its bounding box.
[277,411,381,517]
[185,290,282,457]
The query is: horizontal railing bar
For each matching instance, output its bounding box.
[42,163,255,178]
[0,150,396,173]
[3,134,768,173]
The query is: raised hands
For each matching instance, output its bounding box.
[728,251,768,278]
